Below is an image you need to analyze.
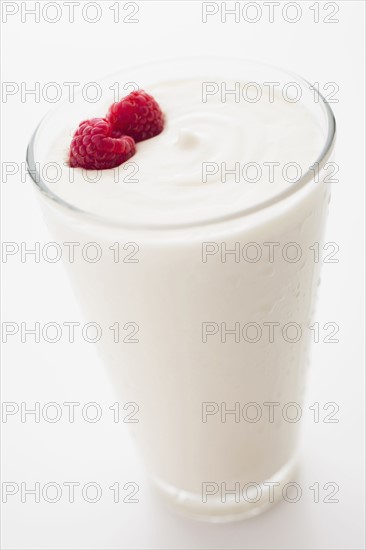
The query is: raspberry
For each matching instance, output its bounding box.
[69,118,135,170]
[107,90,164,143]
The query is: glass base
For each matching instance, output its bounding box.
[150,456,298,523]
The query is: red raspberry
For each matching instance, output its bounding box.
[69,118,135,170]
[107,90,164,143]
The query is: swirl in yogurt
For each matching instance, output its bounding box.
[45,79,324,226]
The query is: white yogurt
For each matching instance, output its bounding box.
[34,76,332,521]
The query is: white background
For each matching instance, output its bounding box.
[1,1,365,549]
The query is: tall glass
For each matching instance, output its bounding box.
[27,58,336,522]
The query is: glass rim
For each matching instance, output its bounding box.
[26,55,336,230]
